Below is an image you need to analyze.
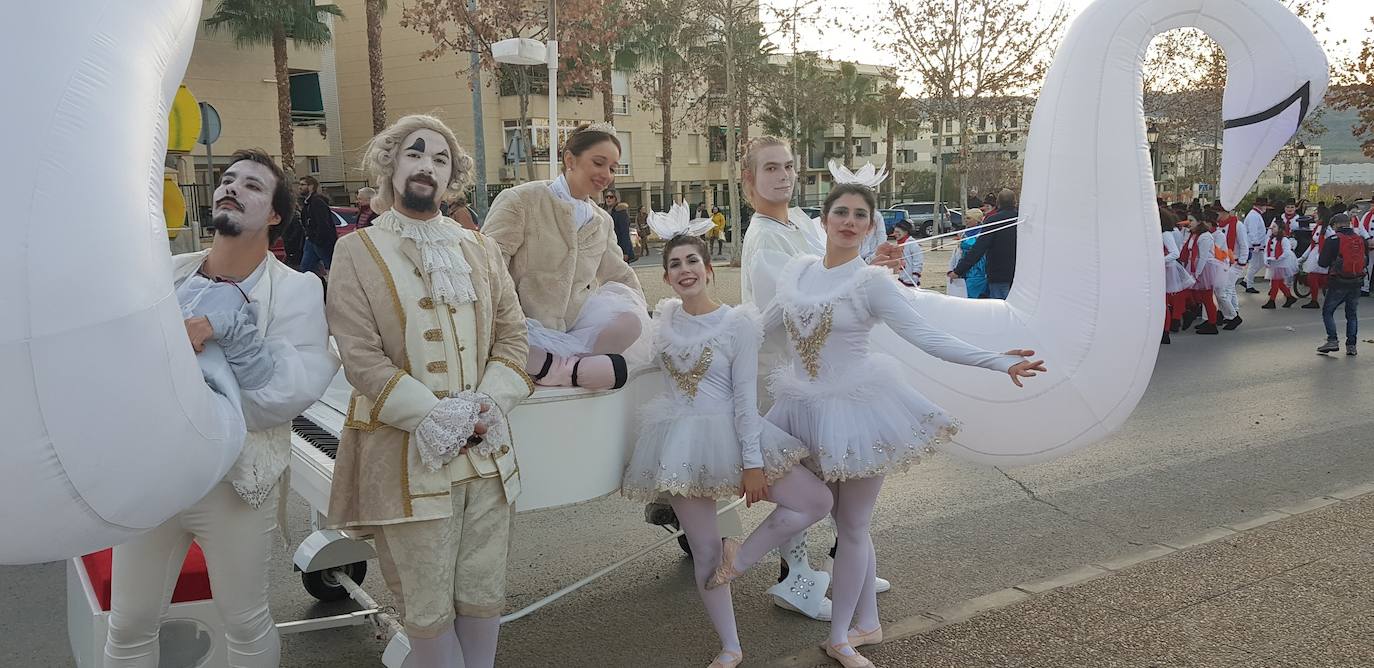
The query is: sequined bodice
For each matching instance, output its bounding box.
[654,303,738,409]
[779,257,880,380]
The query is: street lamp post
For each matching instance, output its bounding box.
[1147,123,1161,195]
[491,0,559,179]
[1295,141,1307,201]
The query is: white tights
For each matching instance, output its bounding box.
[407,616,500,668]
[104,483,279,668]
[731,467,833,572]
[670,497,742,656]
[829,476,885,648]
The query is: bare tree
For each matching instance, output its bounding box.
[1327,17,1374,158]
[884,0,1067,220]
[404,0,619,182]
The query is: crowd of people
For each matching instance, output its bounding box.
[1159,195,1370,354]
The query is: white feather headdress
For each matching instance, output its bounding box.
[828,160,889,188]
[647,202,716,240]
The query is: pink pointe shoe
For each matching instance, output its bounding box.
[705,538,743,590]
[848,625,883,648]
[707,649,743,667]
[824,643,874,667]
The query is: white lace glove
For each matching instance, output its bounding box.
[412,391,513,471]
[414,396,484,472]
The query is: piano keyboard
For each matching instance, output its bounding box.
[292,416,338,459]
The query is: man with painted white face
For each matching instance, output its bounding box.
[325,115,532,668]
[737,136,900,623]
[104,149,339,667]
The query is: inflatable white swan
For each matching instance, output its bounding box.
[1,0,245,564]
[0,0,1329,564]
[885,0,1328,466]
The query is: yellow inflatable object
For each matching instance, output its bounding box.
[164,175,186,239]
[166,84,201,153]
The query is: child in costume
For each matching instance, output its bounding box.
[1160,207,1195,344]
[622,231,818,668]
[1261,222,1299,309]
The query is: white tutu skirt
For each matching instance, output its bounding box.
[1190,259,1229,291]
[621,397,810,501]
[1265,254,1298,282]
[766,355,959,483]
[1164,260,1196,294]
[526,282,653,369]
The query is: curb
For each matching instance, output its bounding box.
[770,482,1374,667]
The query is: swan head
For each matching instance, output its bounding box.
[1214,3,1329,209]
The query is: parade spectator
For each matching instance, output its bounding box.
[1241,196,1270,291]
[356,186,378,227]
[950,188,1018,299]
[297,175,336,276]
[635,206,651,258]
[708,206,727,257]
[893,220,924,287]
[604,188,636,262]
[450,194,480,231]
[1317,213,1363,355]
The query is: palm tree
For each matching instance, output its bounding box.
[365,0,387,133]
[617,0,705,208]
[874,84,914,203]
[835,61,877,165]
[205,0,344,179]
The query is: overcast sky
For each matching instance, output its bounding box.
[762,0,1367,78]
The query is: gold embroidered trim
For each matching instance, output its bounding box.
[784,305,834,380]
[661,347,713,399]
[372,371,404,422]
[434,390,450,399]
[401,432,412,516]
[411,491,449,499]
[357,229,407,355]
[419,297,435,309]
[424,328,443,342]
[427,361,448,374]
[491,356,536,395]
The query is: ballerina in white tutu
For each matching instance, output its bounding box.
[1261,222,1300,309]
[708,184,1045,668]
[621,234,820,668]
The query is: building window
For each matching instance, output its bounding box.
[502,118,582,163]
[611,71,630,115]
[944,137,953,147]
[498,65,592,98]
[289,72,325,125]
[615,131,631,176]
[308,157,320,173]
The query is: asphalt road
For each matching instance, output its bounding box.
[4,286,1372,668]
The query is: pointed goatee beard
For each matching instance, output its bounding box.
[209,211,243,237]
[400,184,439,215]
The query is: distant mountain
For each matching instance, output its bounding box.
[1312,104,1368,164]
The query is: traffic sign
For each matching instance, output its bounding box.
[197,102,222,146]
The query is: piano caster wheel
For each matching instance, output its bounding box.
[302,560,368,602]
[668,522,693,558]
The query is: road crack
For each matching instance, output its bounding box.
[994,467,1144,545]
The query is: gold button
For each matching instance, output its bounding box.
[464,384,472,390]
[418,297,434,309]
[458,345,466,352]
[448,306,458,314]
[499,445,510,455]
[413,268,423,277]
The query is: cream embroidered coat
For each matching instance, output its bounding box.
[482,180,642,331]
[325,222,533,528]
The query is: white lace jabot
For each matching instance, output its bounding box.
[549,174,599,230]
[375,209,477,305]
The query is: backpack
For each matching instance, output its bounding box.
[1335,232,1368,279]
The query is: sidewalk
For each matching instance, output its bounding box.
[783,484,1374,668]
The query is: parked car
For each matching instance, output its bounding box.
[890,202,963,237]
[271,206,359,264]
[800,206,821,220]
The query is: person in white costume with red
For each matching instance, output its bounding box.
[104,149,338,667]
